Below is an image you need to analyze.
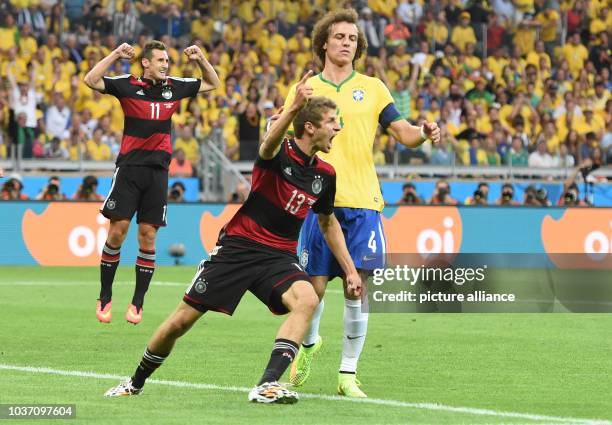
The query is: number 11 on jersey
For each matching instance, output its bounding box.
[150,102,160,120]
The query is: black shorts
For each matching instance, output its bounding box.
[101,165,168,227]
[183,236,311,315]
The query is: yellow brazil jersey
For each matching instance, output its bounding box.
[86,140,112,161]
[283,72,398,211]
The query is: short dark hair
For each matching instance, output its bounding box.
[292,97,337,138]
[83,175,98,187]
[312,9,367,67]
[142,40,166,61]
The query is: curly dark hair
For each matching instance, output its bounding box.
[311,9,367,68]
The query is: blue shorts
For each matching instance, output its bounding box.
[299,208,386,278]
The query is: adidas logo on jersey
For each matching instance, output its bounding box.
[283,167,292,176]
[136,90,145,96]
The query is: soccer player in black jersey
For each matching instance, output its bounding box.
[104,72,361,404]
[84,41,220,325]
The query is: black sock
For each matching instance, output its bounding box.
[257,339,299,386]
[99,243,120,308]
[132,249,155,310]
[131,348,168,389]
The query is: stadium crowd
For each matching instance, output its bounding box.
[0,0,610,179]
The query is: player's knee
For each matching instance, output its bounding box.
[107,228,127,246]
[165,317,191,338]
[312,282,326,301]
[295,284,319,315]
[138,226,157,248]
[311,277,328,301]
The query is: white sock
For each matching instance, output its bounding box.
[303,299,324,347]
[339,298,368,373]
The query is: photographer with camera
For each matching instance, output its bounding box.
[1,173,29,200]
[495,183,520,205]
[73,175,104,201]
[398,182,424,205]
[464,182,489,205]
[523,185,551,206]
[168,181,186,203]
[429,179,458,205]
[36,176,67,201]
[557,159,593,206]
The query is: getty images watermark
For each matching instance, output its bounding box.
[371,263,516,304]
[364,254,612,313]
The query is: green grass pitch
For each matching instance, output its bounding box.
[0,266,610,424]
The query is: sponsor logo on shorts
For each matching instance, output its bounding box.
[194,279,207,294]
[106,199,116,210]
[299,250,309,268]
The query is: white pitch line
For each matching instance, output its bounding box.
[0,364,609,425]
[0,281,346,294]
[0,281,186,287]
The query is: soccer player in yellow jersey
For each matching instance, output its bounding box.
[285,9,440,397]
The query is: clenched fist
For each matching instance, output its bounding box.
[423,121,441,144]
[114,43,135,60]
[183,45,205,63]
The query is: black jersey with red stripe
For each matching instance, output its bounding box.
[102,74,200,169]
[223,139,336,254]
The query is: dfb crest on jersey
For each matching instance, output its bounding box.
[300,250,309,268]
[312,177,323,194]
[352,88,365,101]
[194,278,207,294]
[106,198,116,210]
[162,86,173,100]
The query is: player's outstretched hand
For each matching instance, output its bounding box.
[184,45,206,63]
[345,272,362,298]
[114,43,135,60]
[423,121,441,145]
[265,107,284,133]
[292,70,314,110]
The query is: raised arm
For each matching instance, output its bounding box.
[563,158,591,192]
[317,213,361,297]
[183,45,221,93]
[259,70,312,160]
[256,81,270,115]
[407,62,420,93]
[84,43,134,92]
